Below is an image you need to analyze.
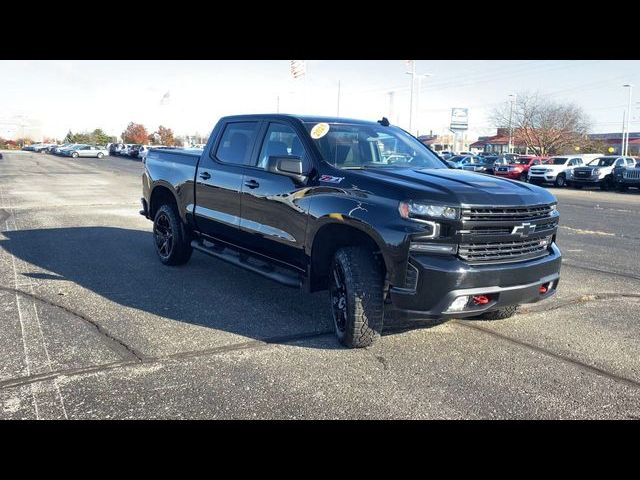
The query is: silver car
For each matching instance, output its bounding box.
[64,145,109,158]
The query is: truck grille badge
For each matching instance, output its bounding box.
[511,222,536,237]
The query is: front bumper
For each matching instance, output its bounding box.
[387,244,561,320]
[494,171,522,179]
[617,177,640,186]
[529,173,557,183]
[570,177,602,185]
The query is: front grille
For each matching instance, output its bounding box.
[573,168,594,177]
[623,169,640,179]
[464,221,557,237]
[461,204,554,222]
[458,236,552,263]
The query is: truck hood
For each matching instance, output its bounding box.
[348,167,556,206]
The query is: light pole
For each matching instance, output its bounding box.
[623,84,633,156]
[406,61,416,134]
[405,61,433,136]
[415,73,433,137]
[507,94,516,154]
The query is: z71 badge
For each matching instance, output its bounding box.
[319,175,344,184]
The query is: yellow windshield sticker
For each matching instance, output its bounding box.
[310,122,330,139]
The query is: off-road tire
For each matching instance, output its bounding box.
[153,203,193,266]
[471,305,519,320]
[329,246,384,348]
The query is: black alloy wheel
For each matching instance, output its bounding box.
[330,262,348,334]
[153,211,174,260]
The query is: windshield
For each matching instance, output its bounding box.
[589,157,616,167]
[551,157,568,165]
[304,122,445,170]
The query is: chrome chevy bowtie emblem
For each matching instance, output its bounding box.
[512,222,536,237]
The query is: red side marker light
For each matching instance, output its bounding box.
[539,285,548,294]
[472,295,490,305]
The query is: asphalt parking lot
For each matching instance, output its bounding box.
[1,151,639,419]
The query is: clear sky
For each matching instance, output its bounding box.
[1,60,639,141]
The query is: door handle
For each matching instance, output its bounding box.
[199,171,211,180]
[244,179,260,189]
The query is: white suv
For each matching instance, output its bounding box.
[528,154,604,187]
[528,156,584,187]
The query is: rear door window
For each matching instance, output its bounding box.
[214,122,260,165]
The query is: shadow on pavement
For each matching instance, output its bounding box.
[1,227,439,349]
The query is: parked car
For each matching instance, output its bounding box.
[528,155,586,187]
[494,156,549,182]
[462,156,495,174]
[140,114,561,348]
[614,160,640,191]
[569,156,636,190]
[444,159,457,168]
[52,143,76,155]
[438,150,455,160]
[32,143,56,153]
[448,155,475,169]
[62,144,109,158]
[128,144,144,158]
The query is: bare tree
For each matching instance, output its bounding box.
[491,92,592,155]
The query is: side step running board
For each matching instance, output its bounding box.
[190,240,303,288]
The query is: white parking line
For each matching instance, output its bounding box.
[1,185,68,419]
[559,226,616,237]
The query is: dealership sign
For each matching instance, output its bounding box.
[450,108,469,131]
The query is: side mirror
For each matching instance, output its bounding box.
[266,155,307,183]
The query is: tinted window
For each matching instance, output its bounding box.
[589,157,616,167]
[215,122,259,165]
[257,123,309,171]
[304,122,444,170]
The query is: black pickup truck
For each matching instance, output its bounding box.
[141,114,562,347]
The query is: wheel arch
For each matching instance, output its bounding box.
[308,218,390,293]
[149,183,180,220]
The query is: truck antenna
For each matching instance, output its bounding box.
[378,117,390,127]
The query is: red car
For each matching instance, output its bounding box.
[494,156,550,182]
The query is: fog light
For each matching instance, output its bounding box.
[447,296,470,312]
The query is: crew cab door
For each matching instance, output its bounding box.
[193,120,261,242]
[238,121,313,269]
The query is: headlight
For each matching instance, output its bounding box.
[399,201,459,220]
[593,168,600,175]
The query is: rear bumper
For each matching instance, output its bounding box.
[387,244,561,320]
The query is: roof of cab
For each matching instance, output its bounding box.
[218,113,382,126]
